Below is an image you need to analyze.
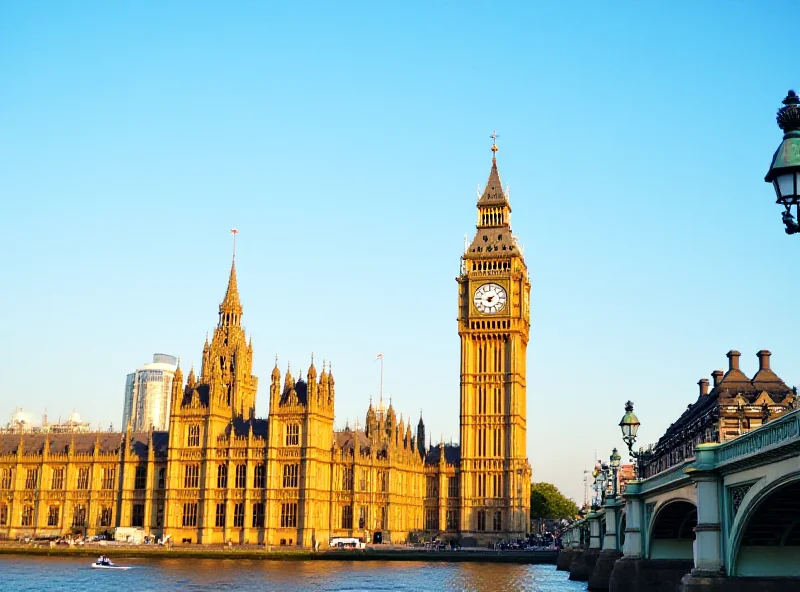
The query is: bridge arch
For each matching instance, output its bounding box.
[731,471,800,576]
[648,499,696,560]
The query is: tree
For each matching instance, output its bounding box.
[530,482,579,520]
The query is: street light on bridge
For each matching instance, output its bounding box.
[619,400,650,478]
[609,448,621,498]
[765,90,800,234]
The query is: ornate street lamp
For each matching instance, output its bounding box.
[619,400,649,478]
[609,448,621,497]
[765,90,800,234]
[619,401,640,448]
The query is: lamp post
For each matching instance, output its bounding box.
[619,400,650,478]
[609,448,621,498]
[765,90,800,234]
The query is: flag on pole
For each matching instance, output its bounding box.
[375,353,383,360]
[231,228,238,235]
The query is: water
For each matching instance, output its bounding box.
[0,556,586,592]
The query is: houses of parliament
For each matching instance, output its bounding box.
[0,144,532,547]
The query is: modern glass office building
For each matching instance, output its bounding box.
[122,353,178,431]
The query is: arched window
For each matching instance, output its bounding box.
[187,425,200,447]
[235,464,246,488]
[217,464,228,489]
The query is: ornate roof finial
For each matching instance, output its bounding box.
[230,228,238,260]
[491,130,499,160]
[777,90,800,133]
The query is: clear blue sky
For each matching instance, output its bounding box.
[1,1,797,503]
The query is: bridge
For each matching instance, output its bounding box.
[558,405,800,591]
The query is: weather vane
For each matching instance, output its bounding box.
[231,228,238,259]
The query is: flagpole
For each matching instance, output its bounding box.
[375,354,384,408]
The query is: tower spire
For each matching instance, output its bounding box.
[219,230,243,326]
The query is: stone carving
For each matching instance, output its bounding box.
[730,483,753,518]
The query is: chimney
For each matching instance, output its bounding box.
[727,350,741,371]
[711,370,724,387]
[757,350,772,371]
[698,378,710,397]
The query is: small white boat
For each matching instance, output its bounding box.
[91,561,131,570]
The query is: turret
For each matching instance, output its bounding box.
[326,362,335,405]
[270,357,281,410]
[171,364,184,409]
[366,401,377,438]
[307,355,318,407]
[417,413,426,458]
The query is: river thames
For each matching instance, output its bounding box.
[0,555,586,591]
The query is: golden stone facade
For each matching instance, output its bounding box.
[0,149,531,546]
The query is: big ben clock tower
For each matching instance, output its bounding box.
[458,135,531,542]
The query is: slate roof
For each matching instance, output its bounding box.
[0,431,169,458]
[424,443,461,465]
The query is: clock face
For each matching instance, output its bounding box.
[473,283,507,314]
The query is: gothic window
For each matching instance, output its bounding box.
[492,474,502,498]
[21,505,34,527]
[102,467,116,490]
[425,508,439,531]
[341,505,353,529]
[282,464,299,488]
[281,503,297,528]
[426,476,438,498]
[493,511,502,531]
[233,503,244,528]
[0,469,11,489]
[0,504,6,526]
[72,504,86,528]
[47,506,59,527]
[477,474,486,498]
[252,503,264,528]
[285,424,300,446]
[156,504,164,528]
[132,504,144,527]
[360,470,367,491]
[100,506,113,528]
[51,468,64,490]
[215,503,225,527]
[253,464,265,489]
[448,476,459,498]
[358,506,367,529]
[378,471,387,492]
[342,467,354,490]
[134,466,146,490]
[446,509,459,531]
[184,464,200,488]
[25,468,38,490]
[378,507,386,530]
[477,510,486,532]
[235,464,246,488]
[182,503,198,527]
[77,467,90,490]
[217,464,228,488]
[158,468,166,489]
[187,425,200,447]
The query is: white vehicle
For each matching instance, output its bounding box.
[328,537,364,549]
